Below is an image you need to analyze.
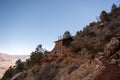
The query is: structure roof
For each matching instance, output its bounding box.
[54,37,73,43]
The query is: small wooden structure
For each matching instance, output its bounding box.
[52,37,73,54]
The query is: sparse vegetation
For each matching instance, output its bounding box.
[100,10,110,23]
[1,44,50,80]
[29,51,43,66]
[15,59,24,72]
[71,4,120,53]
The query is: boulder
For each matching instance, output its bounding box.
[110,59,116,64]
[104,37,119,58]
[109,50,120,60]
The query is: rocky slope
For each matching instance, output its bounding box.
[10,37,120,80]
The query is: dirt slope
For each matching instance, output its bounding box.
[95,64,120,80]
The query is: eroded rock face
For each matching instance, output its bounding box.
[104,37,119,58]
[66,60,105,80]
[109,50,120,60]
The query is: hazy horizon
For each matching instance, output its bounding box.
[0,0,119,55]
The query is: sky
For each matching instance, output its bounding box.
[0,0,119,55]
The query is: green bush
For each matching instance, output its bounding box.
[100,10,110,22]
[29,51,43,66]
[15,59,24,72]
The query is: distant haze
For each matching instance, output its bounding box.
[0,53,29,78]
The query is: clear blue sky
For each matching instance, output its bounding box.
[0,0,119,55]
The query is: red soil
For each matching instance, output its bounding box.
[95,64,120,80]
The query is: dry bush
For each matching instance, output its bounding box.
[71,5,120,54]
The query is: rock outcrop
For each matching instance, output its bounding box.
[104,37,119,58]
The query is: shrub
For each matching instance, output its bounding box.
[1,66,14,80]
[71,4,120,54]
[15,59,24,72]
[100,10,110,22]
[29,51,43,66]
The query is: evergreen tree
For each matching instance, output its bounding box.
[30,51,43,66]
[111,4,117,11]
[15,59,24,72]
[100,10,109,22]
[63,31,72,39]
